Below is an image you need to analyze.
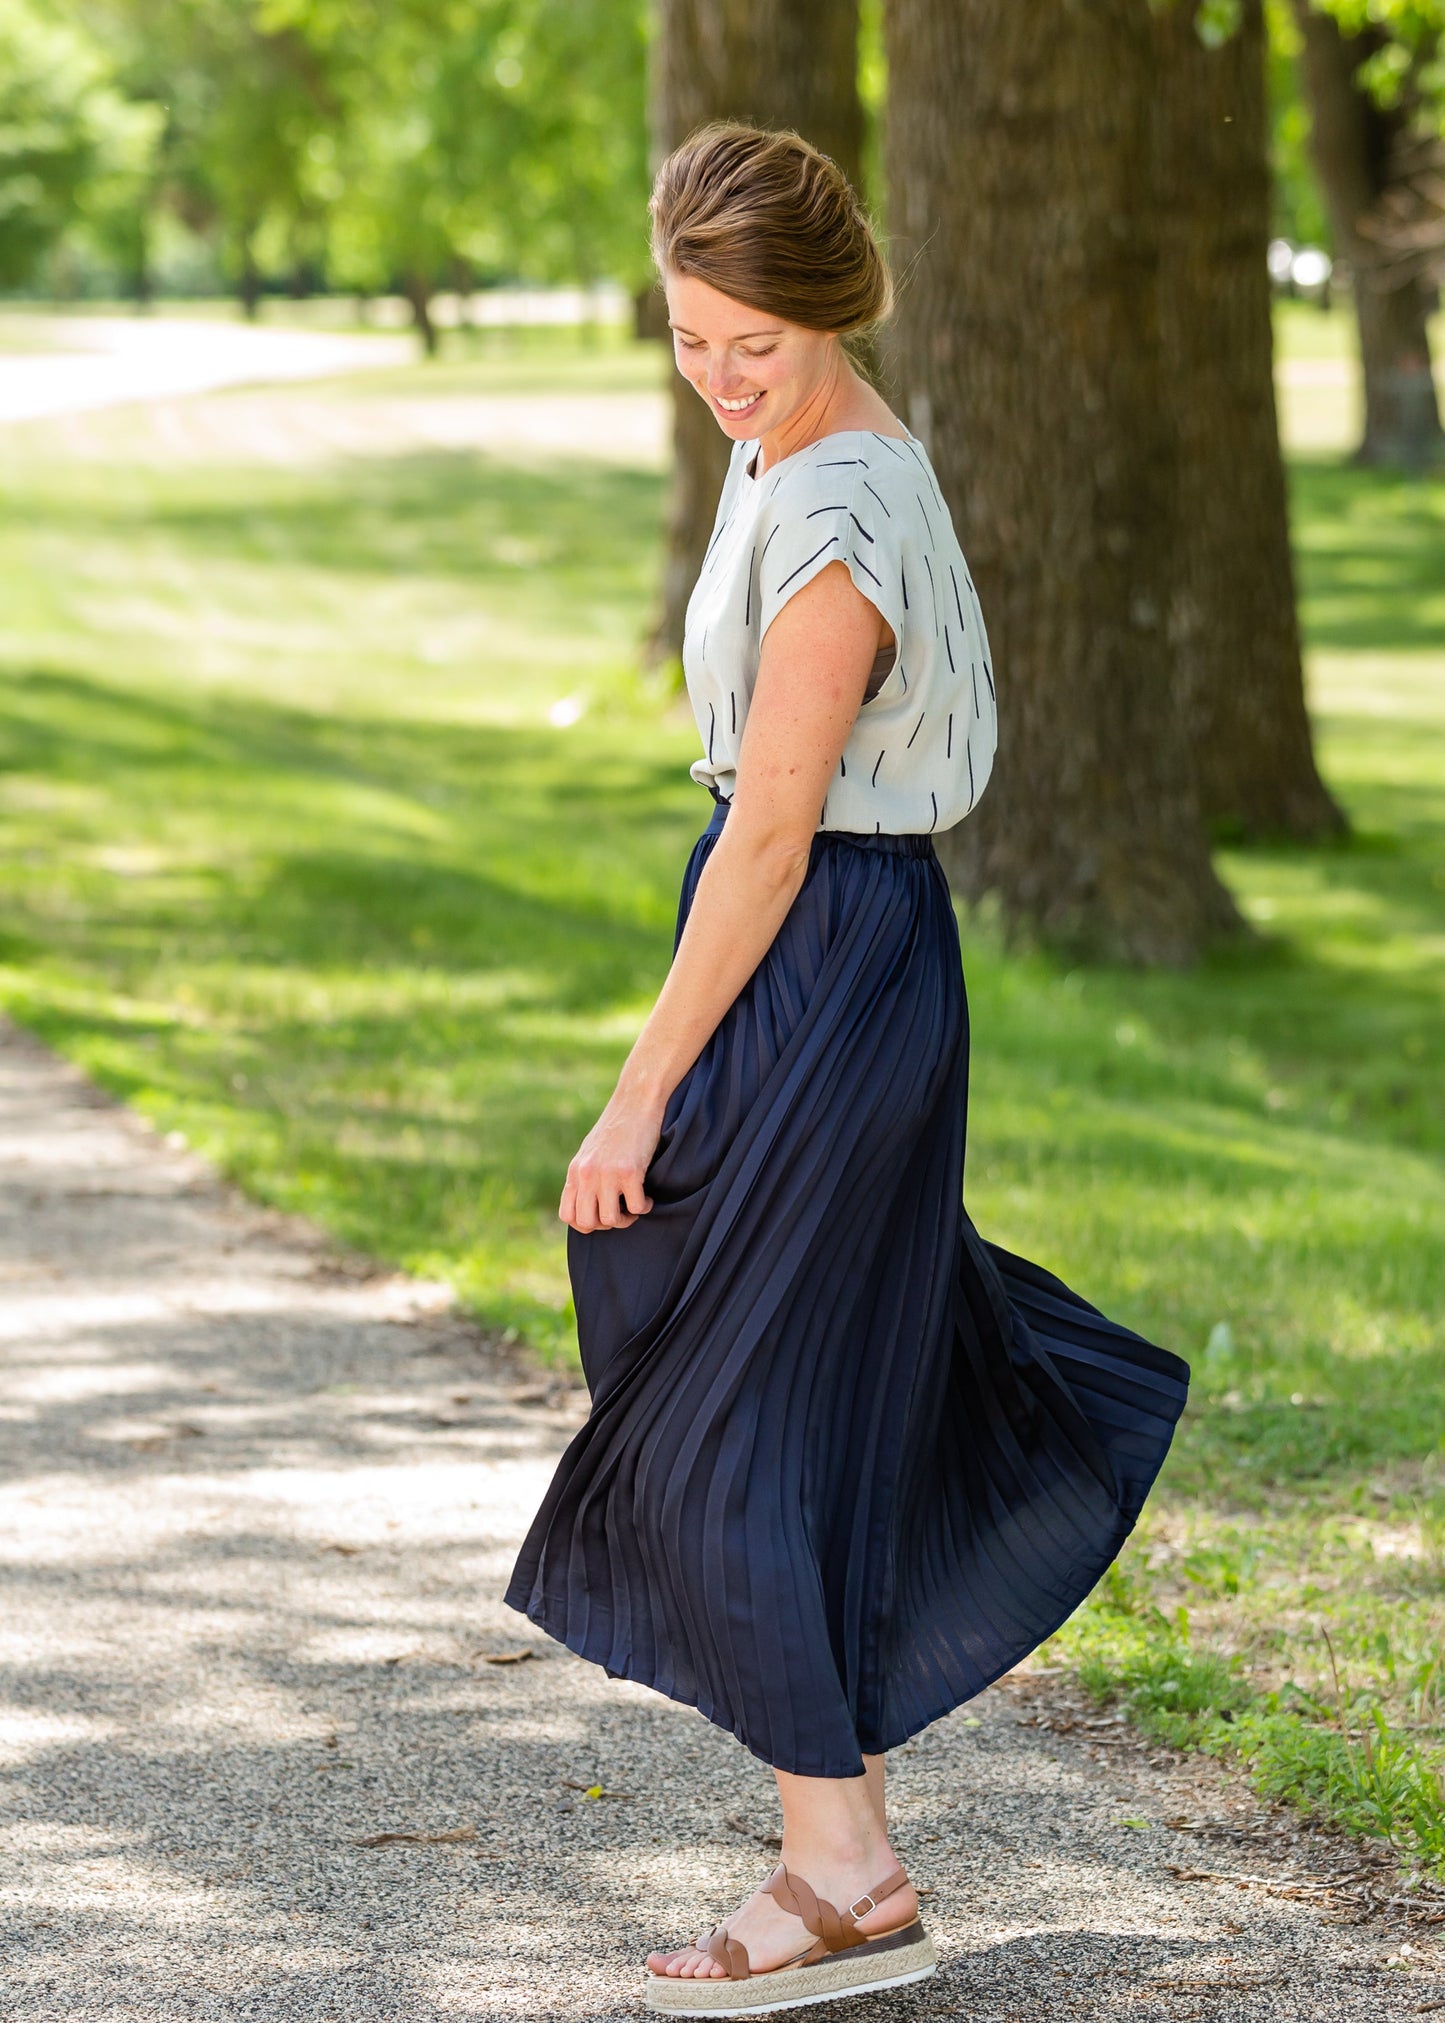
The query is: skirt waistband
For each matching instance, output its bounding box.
[703,784,937,859]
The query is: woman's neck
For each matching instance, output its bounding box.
[752,356,900,477]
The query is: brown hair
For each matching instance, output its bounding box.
[648,122,892,344]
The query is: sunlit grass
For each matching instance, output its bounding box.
[1,321,1441,1375]
[1023,363,1445,1868]
[0,314,1442,1859]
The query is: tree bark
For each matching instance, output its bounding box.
[646,0,864,666]
[1289,0,1445,469]
[237,234,262,321]
[128,223,152,311]
[634,280,669,341]
[883,0,1242,965]
[1153,0,1345,841]
[405,272,439,358]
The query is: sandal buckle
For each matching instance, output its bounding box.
[848,1890,878,1919]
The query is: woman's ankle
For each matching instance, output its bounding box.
[773,1760,902,1896]
[776,1828,897,1888]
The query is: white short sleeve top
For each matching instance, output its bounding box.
[681,426,997,835]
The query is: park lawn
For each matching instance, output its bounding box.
[0,314,1442,1872]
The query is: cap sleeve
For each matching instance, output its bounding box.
[755,452,905,650]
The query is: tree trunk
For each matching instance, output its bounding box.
[237,235,262,321]
[634,280,669,341]
[883,0,1242,966]
[405,272,439,358]
[646,0,864,666]
[118,200,152,311]
[1153,0,1345,842]
[1289,0,1445,469]
[1353,251,1445,469]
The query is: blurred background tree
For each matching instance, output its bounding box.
[1267,0,1334,242]
[0,0,159,292]
[315,0,651,351]
[76,0,343,311]
[1154,0,1345,846]
[43,0,650,328]
[1287,0,1445,463]
[4,0,1438,960]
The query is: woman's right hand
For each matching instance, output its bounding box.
[560,1085,667,1233]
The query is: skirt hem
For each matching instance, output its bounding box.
[501,1498,1142,1780]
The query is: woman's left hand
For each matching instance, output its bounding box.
[560,1087,667,1233]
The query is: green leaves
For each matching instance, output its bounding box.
[254,0,653,304]
[48,0,651,316]
[0,0,160,289]
[1305,0,1445,127]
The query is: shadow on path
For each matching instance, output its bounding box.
[0,1020,1436,2020]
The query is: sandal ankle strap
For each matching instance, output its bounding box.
[762,1861,913,1955]
[847,1865,910,1921]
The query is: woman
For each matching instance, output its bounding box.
[505,122,1190,2015]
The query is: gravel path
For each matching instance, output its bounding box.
[0,317,416,424]
[1,1015,1440,2021]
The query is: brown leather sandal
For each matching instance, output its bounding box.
[644,1860,937,2015]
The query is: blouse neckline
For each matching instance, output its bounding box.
[742,424,917,485]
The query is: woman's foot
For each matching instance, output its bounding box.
[645,1850,919,1980]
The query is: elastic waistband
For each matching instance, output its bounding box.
[702,786,937,859]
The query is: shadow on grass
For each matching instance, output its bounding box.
[2,447,666,603]
[1289,454,1445,655]
[3,651,1444,1412]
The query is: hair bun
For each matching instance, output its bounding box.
[649,122,892,339]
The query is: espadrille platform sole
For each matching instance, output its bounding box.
[643,1920,937,2015]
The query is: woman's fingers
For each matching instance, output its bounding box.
[559,1077,666,1230]
[561,1160,651,1233]
[593,1164,643,1228]
[621,1175,654,1217]
[573,1196,638,1233]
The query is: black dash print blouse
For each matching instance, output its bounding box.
[681,426,998,835]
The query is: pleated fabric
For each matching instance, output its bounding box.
[503,791,1190,1778]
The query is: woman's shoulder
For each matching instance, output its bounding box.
[856,428,950,522]
[767,429,942,526]
[757,426,898,479]
[749,432,910,638]
[746,430,889,526]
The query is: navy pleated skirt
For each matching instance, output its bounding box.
[503,790,1190,1778]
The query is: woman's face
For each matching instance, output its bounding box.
[663,270,834,441]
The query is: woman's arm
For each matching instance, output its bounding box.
[560,558,886,1233]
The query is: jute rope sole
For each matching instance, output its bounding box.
[643,1925,937,2014]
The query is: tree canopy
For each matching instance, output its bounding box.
[0,0,158,291]
[14,0,650,314]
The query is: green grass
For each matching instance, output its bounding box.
[0,313,1442,1867]
[0,338,688,1356]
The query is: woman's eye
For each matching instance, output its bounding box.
[673,336,777,361]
